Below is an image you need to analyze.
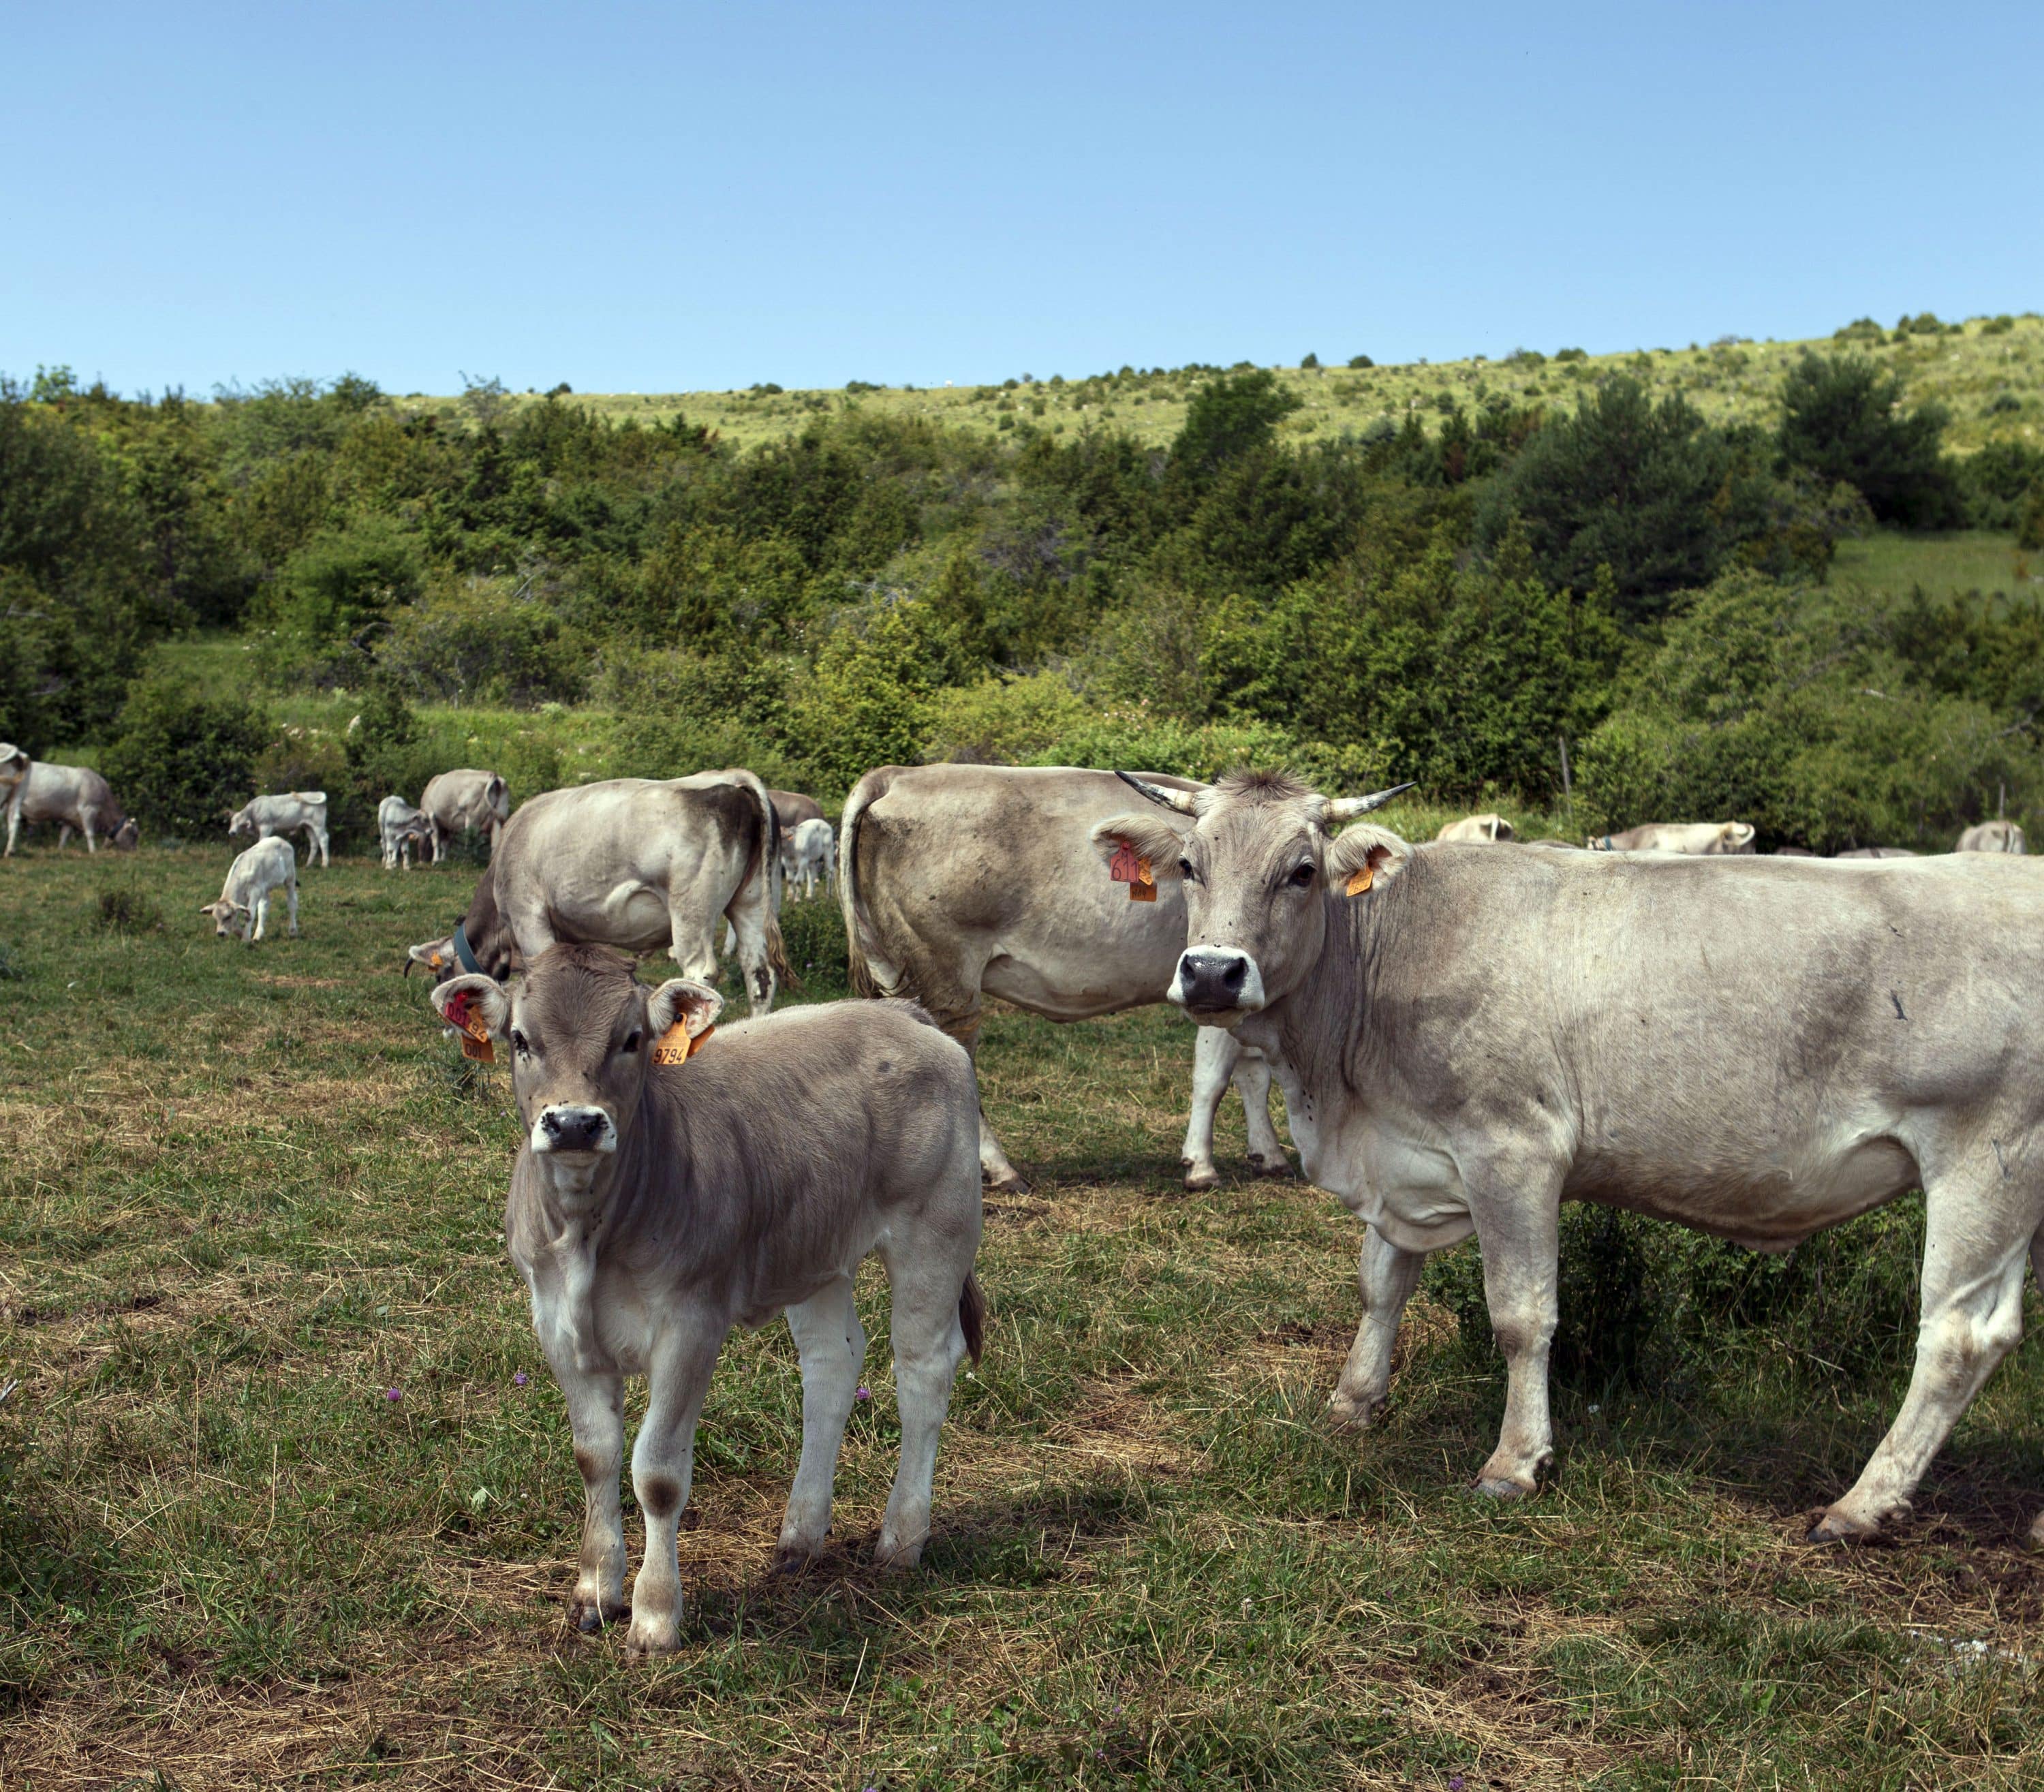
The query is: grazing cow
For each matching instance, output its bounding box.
[784,817,835,901]
[1436,813,1514,844]
[770,789,825,832]
[1098,769,2044,1545]
[199,837,298,942]
[377,794,434,870]
[1957,820,2026,854]
[4,762,139,856]
[1587,820,1755,854]
[840,763,1303,1193]
[420,769,511,861]
[429,944,983,1652]
[407,771,788,1015]
[1838,846,1919,859]
[230,792,330,869]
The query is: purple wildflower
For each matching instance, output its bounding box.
[855,1386,872,1402]
[513,1372,528,1386]
[385,1388,401,1401]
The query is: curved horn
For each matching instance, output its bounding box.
[1115,771,1198,814]
[1325,782,1416,822]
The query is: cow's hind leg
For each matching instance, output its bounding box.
[285,878,299,938]
[1812,1160,2036,1543]
[874,1212,978,1570]
[718,893,776,1016]
[1181,1025,1239,1192]
[1235,1047,1290,1177]
[775,1276,866,1571]
[625,1316,724,1655]
[1330,1225,1426,1430]
[550,1358,630,1633]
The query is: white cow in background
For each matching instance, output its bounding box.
[377,795,434,869]
[6,761,140,855]
[420,769,510,861]
[230,792,330,868]
[199,837,299,943]
[1957,820,2026,854]
[783,817,835,900]
[1588,820,1755,854]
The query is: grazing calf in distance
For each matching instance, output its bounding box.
[230,792,330,868]
[377,794,434,869]
[430,944,983,1654]
[1957,820,2026,854]
[1435,813,1514,844]
[1587,820,1754,854]
[200,837,299,942]
[783,816,835,900]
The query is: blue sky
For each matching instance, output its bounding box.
[5,1,2038,397]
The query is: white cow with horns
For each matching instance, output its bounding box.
[1096,769,2044,1547]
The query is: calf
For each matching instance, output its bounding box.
[377,794,433,869]
[783,816,835,901]
[431,945,983,1652]
[5,762,139,856]
[1588,820,1754,854]
[1436,813,1514,844]
[230,792,330,868]
[1957,820,2026,854]
[199,837,299,942]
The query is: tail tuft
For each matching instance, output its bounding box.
[958,1272,985,1366]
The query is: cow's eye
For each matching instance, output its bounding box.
[620,1030,642,1055]
[1290,863,1316,888]
[510,1029,530,1057]
[1178,858,1196,882]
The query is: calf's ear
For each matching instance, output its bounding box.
[647,978,723,1043]
[1326,824,1414,896]
[431,972,510,1039]
[1089,813,1192,876]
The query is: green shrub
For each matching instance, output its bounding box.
[381,579,589,707]
[264,516,424,658]
[1777,352,1960,529]
[99,681,271,839]
[93,889,164,936]
[924,671,1089,764]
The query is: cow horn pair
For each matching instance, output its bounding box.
[1114,771,1415,820]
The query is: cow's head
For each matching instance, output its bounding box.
[1093,770,1412,1025]
[0,744,28,794]
[110,817,139,852]
[1716,822,1756,854]
[226,805,255,837]
[199,897,253,941]
[429,944,721,1200]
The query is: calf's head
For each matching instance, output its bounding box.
[429,943,722,1195]
[199,898,253,940]
[1094,770,1412,1025]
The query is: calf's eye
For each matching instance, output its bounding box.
[1179,859,1196,881]
[510,1030,530,1057]
[621,1030,642,1055]
[1290,863,1316,888]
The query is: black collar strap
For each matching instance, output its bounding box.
[453,923,483,976]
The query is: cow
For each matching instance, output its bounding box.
[407,771,789,1015]
[1957,820,2026,854]
[1436,813,1514,844]
[1587,820,1754,854]
[4,762,139,856]
[1096,768,2044,1547]
[839,764,1299,1194]
[420,769,511,861]
[198,836,299,942]
[230,792,330,869]
[377,794,434,870]
[427,943,984,1652]
[769,789,825,833]
[784,817,835,901]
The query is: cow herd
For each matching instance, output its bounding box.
[12,734,2044,1654]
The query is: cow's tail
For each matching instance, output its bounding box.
[958,1272,985,1367]
[733,771,797,993]
[839,768,901,1001]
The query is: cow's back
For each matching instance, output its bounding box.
[20,762,108,824]
[841,764,1203,1026]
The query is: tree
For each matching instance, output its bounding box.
[1777,351,1959,529]
[99,681,272,836]
[1168,369,1300,489]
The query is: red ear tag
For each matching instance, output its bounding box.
[445,991,495,1063]
[653,1021,713,1068]
[1110,841,1157,899]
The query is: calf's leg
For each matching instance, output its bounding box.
[1812,1164,2036,1542]
[285,878,299,938]
[1330,1225,1425,1429]
[625,1318,724,1656]
[874,1231,977,1571]
[775,1276,866,1569]
[548,1357,629,1632]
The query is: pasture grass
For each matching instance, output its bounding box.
[1830,531,2044,609]
[2,849,2042,1788]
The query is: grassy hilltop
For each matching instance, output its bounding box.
[418,311,2044,457]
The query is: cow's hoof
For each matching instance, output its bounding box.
[1474,1476,1534,1502]
[1808,1505,1887,1545]
[1328,1392,1384,1432]
[1247,1154,1292,1178]
[1183,1166,1220,1193]
[871,1536,924,1574]
[623,1616,680,1656]
[570,1596,629,1633]
[984,1169,1031,1196]
[771,1543,821,1575]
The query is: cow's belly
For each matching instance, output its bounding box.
[981,954,1173,1021]
[546,882,674,953]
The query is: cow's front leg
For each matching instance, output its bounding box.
[1234,1047,1290,1177]
[775,1276,865,1570]
[1470,1173,1562,1499]
[548,1354,629,1633]
[625,1316,723,1656]
[285,882,300,938]
[1180,1024,1239,1192]
[1330,1225,1425,1429]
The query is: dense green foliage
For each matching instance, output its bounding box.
[3,339,2041,846]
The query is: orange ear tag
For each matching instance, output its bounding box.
[653,1021,713,1068]
[1345,863,1374,896]
[429,952,445,970]
[1109,841,1158,901]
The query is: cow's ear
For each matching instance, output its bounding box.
[1089,814,1192,877]
[407,938,451,971]
[1326,824,1414,896]
[647,978,722,1042]
[431,972,510,1038]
